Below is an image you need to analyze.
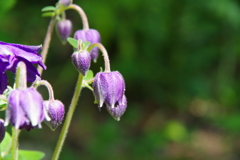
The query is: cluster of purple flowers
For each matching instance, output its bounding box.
[0,42,64,132]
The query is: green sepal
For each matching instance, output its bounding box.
[0,99,7,111]
[1,132,12,156]
[82,41,91,51]
[83,70,94,82]
[41,6,56,12]
[3,150,45,160]
[41,12,55,17]
[67,37,78,48]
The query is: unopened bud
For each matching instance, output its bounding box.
[44,100,65,130]
[56,19,72,43]
[72,51,91,76]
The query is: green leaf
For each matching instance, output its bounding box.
[82,41,91,50]
[41,12,55,17]
[1,132,12,156]
[67,37,78,48]
[41,6,56,12]
[83,70,94,82]
[0,99,7,111]
[18,150,45,160]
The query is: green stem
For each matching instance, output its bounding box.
[37,16,57,76]
[11,127,18,160]
[51,74,84,160]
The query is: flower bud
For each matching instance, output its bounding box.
[74,29,101,62]
[72,50,91,76]
[106,95,127,121]
[56,19,72,43]
[0,119,5,143]
[5,87,49,131]
[44,100,65,130]
[59,0,72,7]
[93,71,125,109]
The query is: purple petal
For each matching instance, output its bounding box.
[71,51,91,76]
[0,73,8,94]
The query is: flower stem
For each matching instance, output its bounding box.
[11,127,18,160]
[67,4,89,30]
[88,43,111,72]
[37,16,57,76]
[51,73,84,160]
[33,80,55,101]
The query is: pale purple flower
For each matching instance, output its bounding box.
[93,71,125,109]
[44,100,65,130]
[5,87,49,131]
[59,0,72,7]
[74,29,101,62]
[106,95,127,121]
[72,51,91,76]
[57,19,72,42]
[0,119,5,143]
[0,41,46,93]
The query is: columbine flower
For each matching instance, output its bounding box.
[0,41,46,93]
[106,95,127,121]
[44,100,65,130]
[0,119,5,143]
[56,19,72,42]
[5,87,50,131]
[72,50,91,76]
[74,29,101,62]
[93,71,125,109]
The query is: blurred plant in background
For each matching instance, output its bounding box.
[1,0,240,160]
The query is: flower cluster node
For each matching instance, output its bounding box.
[74,29,101,62]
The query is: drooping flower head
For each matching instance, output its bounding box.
[56,19,72,43]
[44,100,65,130]
[59,0,72,7]
[5,87,50,131]
[93,71,125,109]
[106,95,127,121]
[74,29,101,62]
[0,41,46,93]
[72,50,91,76]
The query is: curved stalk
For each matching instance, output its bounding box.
[88,43,111,72]
[67,4,89,30]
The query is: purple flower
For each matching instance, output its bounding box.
[57,19,72,42]
[106,95,127,121]
[0,41,46,94]
[5,87,49,131]
[72,50,91,76]
[0,119,5,143]
[74,29,101,62]
[44,100,65,130]
[93,71,125,109]
[59,0,72,7]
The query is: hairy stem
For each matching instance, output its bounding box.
[37,16,57,76]
[51,74,84,160]
[67,4,89,30]
[88,43,111,72]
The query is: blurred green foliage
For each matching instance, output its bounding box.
[1,0,240,159]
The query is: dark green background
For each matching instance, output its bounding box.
[1,0,240,159]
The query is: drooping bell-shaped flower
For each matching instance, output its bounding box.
[5,87,50,131]
[0,119,5,143]
[44,100,65,130]
[74,29,101,62]
[56,19,72,42]
[72,50,91,76]
[93,71,125,109]
[0,41,46,93]
[106,95,127,121]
